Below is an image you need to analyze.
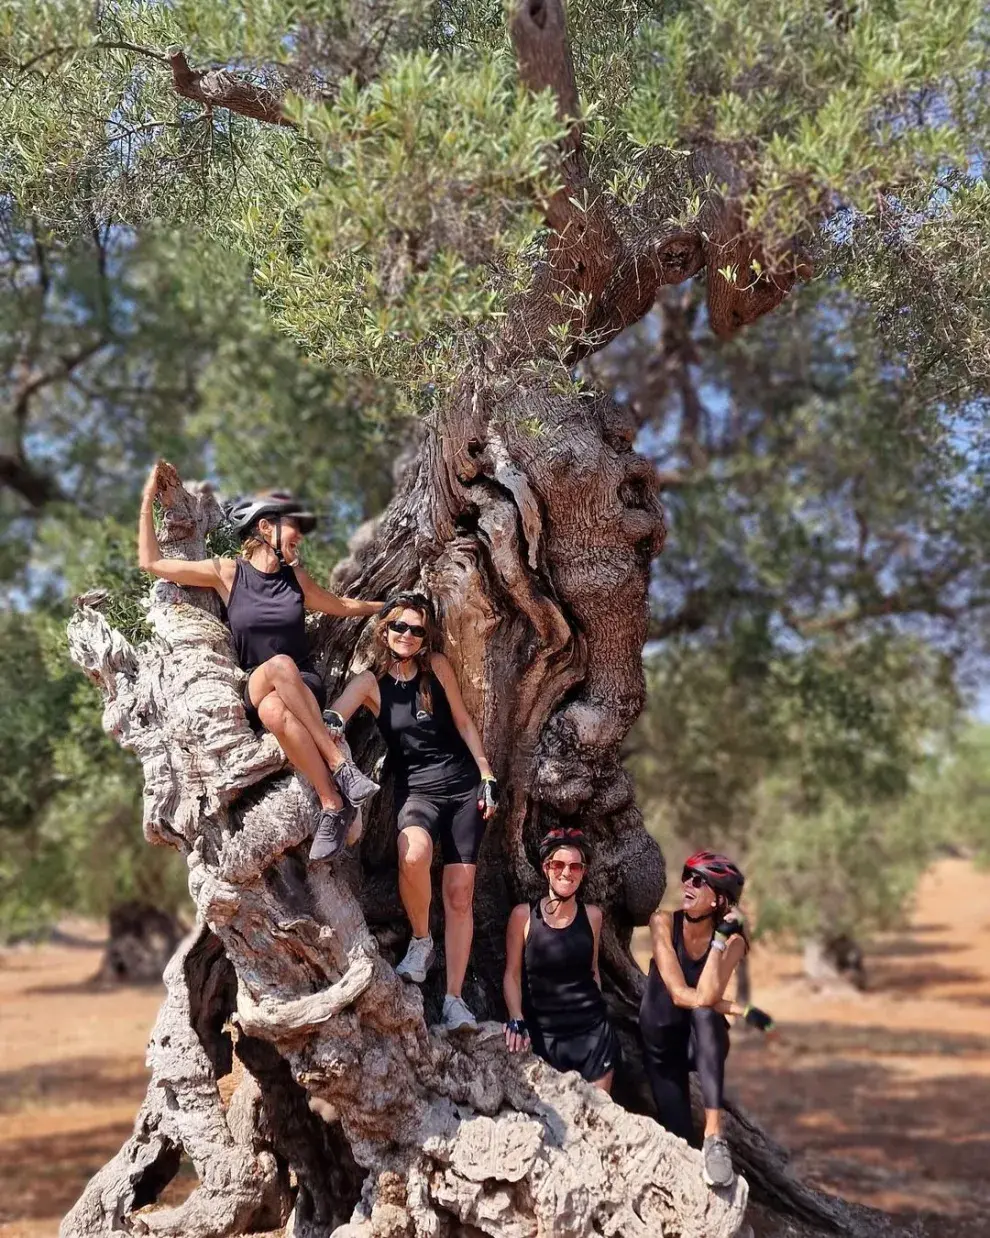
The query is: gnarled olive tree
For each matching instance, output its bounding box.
[52,3,948,1236]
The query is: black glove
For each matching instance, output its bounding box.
[505,1016,528,1037]
[715,911,745,942]
[479,777,499,814]
[743,1005,775,1035]
[323,709,346,739]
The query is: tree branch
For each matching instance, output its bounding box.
[168,49,295,128]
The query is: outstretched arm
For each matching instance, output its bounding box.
[293,566,382,618]
[137,461,231,598]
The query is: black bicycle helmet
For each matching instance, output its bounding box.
[539,827,593,864]
[378,590,435,621]
[225,492,317,539]
[683,850,745,904]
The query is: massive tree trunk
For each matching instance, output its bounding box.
[59,5,889,1237]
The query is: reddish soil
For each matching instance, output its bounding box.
[1,860,988,1237]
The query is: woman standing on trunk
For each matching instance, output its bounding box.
[640,850,775,1189]
[137,461,382,861]
[327,593,498,1031]
[503,828,619,1093]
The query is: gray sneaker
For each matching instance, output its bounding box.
[395,934,435,984]
[333,760,380,808]
[702,1134,734,1188]
[309,802,356,863]
[441,994,478,1031]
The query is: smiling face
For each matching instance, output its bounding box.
[257,515,304,561]
[385,607,427,661]
[682,869,718,917]
[544,845,587,900]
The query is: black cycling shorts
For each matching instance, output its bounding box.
[531,1018,620,1085]
[243,666,327,732]
[396,785,486,865]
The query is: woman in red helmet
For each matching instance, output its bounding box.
[640,850,774,1189]
[502,828,619,1093]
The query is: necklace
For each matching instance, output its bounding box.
[389,659,416,684]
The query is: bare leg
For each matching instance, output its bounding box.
[248,656,345,771]
[703,1109,723,1137]
[592,1070,614,1095]
[397,827,433,938]
[441,864,476,999]
[257,697,342,811]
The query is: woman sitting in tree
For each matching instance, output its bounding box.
[137,460,382,860]
[640,850,775,1189]
[326,593,498,1030]
[502,828,619,1093]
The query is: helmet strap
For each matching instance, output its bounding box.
[684,909,715,923]
[544,891,577,915]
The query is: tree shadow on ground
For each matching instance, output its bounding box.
[0,1121,136,1224]
[730,1022,990,1238]
[0,1055,149,1114]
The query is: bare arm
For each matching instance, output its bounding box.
[693,934,747,1008]
[649,911,703,1009]
[587,904,604,988]
[293,566,382,618]
[137,461,231,598]
[329,671,380,721]
[431,654,492,779]
[503,904,531,1053]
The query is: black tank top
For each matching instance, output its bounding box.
[644,909,713,995]
[522,900,607,1038]
[226,558,312,672]
[375,670,476,794]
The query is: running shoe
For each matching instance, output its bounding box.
[309,802,356,862]
[395,934,435,984]
[441,994,478,1031]
[333,760,380,808]
[702,1134,734,1188]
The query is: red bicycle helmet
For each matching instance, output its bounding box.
[539,827,592,864]
[682,851,744,903]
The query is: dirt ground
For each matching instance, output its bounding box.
[1,859,988,1238]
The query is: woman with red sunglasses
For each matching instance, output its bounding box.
[640,851,774,1189]
[327,592,497,1031]
[502,828,619,1093]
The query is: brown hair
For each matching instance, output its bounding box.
[371,593,440,716]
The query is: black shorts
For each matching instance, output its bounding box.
[396,784,486,865]
[531,1019,619,1085]
[242,666,327,732]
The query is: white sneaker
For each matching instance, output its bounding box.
[395,934,435,984]
[441,994,478,1031]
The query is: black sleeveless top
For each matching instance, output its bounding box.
[375,670,476,794]
[522,900,607,1039]
[226,558,312,673]
[644,909,713,996]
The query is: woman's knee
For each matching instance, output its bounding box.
[265,653,298,681]
[443,869,476,916]
[398,828,433,871]
[256,694,288,732]
[691,1005,721,1031]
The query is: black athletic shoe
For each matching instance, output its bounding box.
[309,803,356,862]
[334,760,380,808]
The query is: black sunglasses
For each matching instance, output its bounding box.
[682,869,709,889]
[388,620,426,639]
